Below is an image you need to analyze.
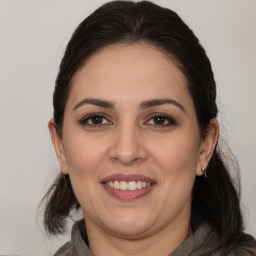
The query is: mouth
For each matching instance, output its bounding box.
[101,174,156,201]
[104,180,151,191]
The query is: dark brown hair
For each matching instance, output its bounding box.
[43,0,243,250]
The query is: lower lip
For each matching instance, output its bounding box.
[102,184,155,201]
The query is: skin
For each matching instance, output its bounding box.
[49,43,219,256]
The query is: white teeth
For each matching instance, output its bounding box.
[114,180,120,189]
[105,180,151,190]
[128,181,137,191]
[109,181,114,188]
[120,181,128,190]
[136,181,142,190]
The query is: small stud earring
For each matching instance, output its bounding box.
[201,167,207,178]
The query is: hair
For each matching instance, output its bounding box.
[42,0,243,251]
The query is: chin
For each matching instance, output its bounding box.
[107,223,151,238]
[101,211,155,238]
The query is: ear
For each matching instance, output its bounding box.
[48,118,69,174]
[196,119,219,176]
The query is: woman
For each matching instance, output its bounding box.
[43,1,256,255]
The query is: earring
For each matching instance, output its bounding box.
[201,167,207,178]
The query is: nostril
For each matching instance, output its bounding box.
[109,148,147,165]
[108,128,148,164]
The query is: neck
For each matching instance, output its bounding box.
[85,211,192,256]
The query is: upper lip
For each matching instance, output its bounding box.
[101,174,156,183]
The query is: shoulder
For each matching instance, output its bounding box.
[54,241,78,256]
[229,233,256,255]
[216,233,256,256]
[53,219,93,256]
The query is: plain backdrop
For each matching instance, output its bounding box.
[0,0,255,255]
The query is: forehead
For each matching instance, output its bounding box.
[67,43,192,109]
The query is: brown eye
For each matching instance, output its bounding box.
[147,115,177,127]
[153,116,166,125]
[90,115,104,125]
[79,114,110,126]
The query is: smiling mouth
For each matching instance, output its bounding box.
[104,180,151,191]
[101,174,156,200]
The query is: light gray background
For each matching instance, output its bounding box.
[0,0,255,255]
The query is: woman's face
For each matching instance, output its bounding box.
[50,44,216,238]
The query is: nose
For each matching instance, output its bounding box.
[108,124,147,166]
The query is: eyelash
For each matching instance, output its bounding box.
[78,113,177,128]
[146,114,177,127]
[79,113,111,127]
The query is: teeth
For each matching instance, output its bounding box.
[114,181,120,189]
[120,181,128,190]
[137,181,142,189]
[128,181,137,191]
[109,181,114,188]
[105,181,151,190]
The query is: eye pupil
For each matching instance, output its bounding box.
[153,116,165,125]
[91,116,103,124]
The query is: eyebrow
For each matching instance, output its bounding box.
[139,98,185,112]
[73,98,185,112]
[73,98,115,111]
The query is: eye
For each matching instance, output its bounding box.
[79,114,111,127]
[146,114,177,127]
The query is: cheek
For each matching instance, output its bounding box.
[154,132,200,172]
[63,130,107,175]
[61,134,109,212]
[62,133,107,208]
[150,131,201,198]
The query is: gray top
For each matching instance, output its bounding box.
[54,220,256,256]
